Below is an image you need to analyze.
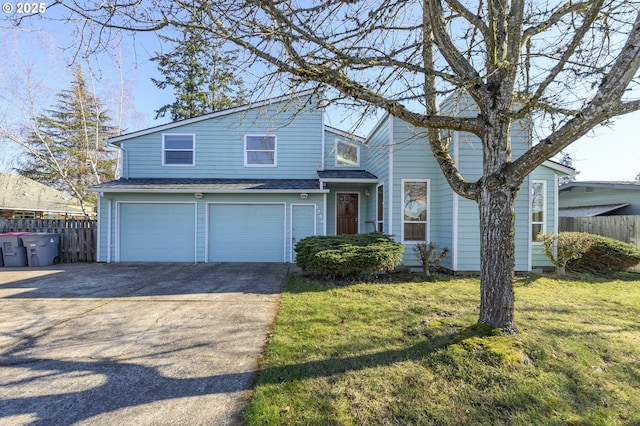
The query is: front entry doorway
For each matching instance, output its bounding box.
[337,193,359,234]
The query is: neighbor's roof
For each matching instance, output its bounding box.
[560,181,640,191]
[558,203,630,217]
[91,178,326,193]
[0,173,88,214]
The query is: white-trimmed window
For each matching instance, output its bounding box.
[532,180,546,242]
[245,134,277,167]
[163,134,195,166]
[335,140,360,167]
[402,179,429,242]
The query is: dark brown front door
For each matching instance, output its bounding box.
[337,193,358,234]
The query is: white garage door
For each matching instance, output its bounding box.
[208,203,285,262]
[119,203,196,262]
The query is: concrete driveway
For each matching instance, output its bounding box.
[0,262,289,425]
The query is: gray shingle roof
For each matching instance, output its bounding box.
[317,170,378,180]
[91,178,322,192]
[0,173,88,214]
[559,203,630,217]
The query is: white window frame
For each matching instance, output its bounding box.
[401,179,430,243]
[335,139,360,167]
[531,180,547,243]
[244,134,277,167]
[162,134,195,166]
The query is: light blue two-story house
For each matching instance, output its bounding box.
[92,91,573,271]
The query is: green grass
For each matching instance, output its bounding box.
[245,273,640,425]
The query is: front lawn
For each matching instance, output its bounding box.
[245,274,640,425]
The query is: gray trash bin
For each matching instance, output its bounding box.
[22,233,61,267]
[0,232,31,267]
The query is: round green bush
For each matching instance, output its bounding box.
[568,234,640,274]
[294,233,404,278]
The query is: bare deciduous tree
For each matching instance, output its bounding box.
[0,64,117,216]
[32,0,640,331]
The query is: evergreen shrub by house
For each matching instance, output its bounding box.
[569,234,640,274]
[294,233,404,278]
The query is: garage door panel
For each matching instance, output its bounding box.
[208,204,284,262]
[120,203,196,262]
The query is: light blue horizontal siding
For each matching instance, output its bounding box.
[390,117,443,265]
[442,94,538,272]
[121,96,323,179]
[362,116,391,234]
[455,197,481,271]
[432,176,455,270]
[323,128,367,170]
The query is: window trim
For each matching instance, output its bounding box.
[162,134,195,166]
[244,134,277,167]
[401,179,430,243]
[376,183,384,233]
[334,139,360,167]
[531,179,547,243]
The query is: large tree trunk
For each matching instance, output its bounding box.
[476,101,518,332]
[478,183,517,332]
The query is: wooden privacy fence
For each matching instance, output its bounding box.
[559,215,640,272]
[0,219,97,263]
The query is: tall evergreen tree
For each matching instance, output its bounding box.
[150,8,246,121]
[16,65,117,215]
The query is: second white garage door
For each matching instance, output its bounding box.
[208,203,285,262]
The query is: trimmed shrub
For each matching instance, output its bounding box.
[413,242,449,280]
[538,232,593,276]
[568,234,640,274]
[294,233,404,278]
[540,232,640,275]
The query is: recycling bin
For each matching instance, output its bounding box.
[22,233,61,267]
[0,232,31,267]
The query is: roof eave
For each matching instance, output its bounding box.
[89,187,329,194]
[319,178,379,184]
[542,160,576,175]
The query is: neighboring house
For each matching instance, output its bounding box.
[0,173,91,219]
[91,92,573,271]
[559,181,640,217]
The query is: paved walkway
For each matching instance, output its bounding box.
[0,263,288,425]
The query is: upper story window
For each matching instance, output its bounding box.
[163,134,195,166]
[532,180,546,242]
[402,179,429,242]
[245,135,277,167]
[335,140,360,167]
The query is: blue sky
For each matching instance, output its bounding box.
[0,19,638,181]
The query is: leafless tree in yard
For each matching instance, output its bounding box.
[26,0,640,331]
